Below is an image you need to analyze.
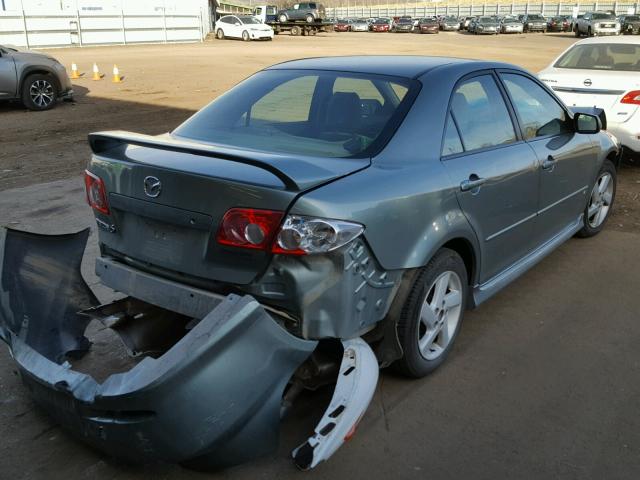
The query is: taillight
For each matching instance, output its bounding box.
[273,215,364,255]
[216,209,365,255]
[621,90,640,105]
[216,208,284,251]
[84,170,109,215]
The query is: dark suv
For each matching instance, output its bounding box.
[277,2,325,23]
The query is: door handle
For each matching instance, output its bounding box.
[542,155,556,170]
[460,175,486,192]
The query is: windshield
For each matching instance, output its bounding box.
[173,70,418,158]
[593,13,615,20]
[554,43,640,71]
[239,16,261,24]
[398,18,412,24]
[528,15,543,20]
[479,17,495,23]
[504,18,519,23]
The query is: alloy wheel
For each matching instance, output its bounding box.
[417,270,463,360]
[587,171,614,228]
[29,80,54,108]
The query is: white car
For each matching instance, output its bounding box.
[539,36,640,158]
[215,15,274,41]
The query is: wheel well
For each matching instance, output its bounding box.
[607,150,621,169]
[441,238,476,286]
[20,69,59,93]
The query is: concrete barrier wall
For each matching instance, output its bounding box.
[0,10,204,48]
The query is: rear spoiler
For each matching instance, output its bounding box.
[88,130,299,190]
[88,131,370,192]
[569,106,607,130]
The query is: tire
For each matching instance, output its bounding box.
[216,28,225,40]
[574,27,580,37]
[576,160,617,238]
[395,248,468,378]
[290,25,301,36]
[305,14,314,23]
[21,73,58,111]
[279,14,288,23]
[588,27,593,37]
[242,30,250,41]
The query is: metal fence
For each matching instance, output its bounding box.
[0,10,206,48]
[327,2,638,18]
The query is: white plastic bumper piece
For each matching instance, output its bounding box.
[292,337,379,470]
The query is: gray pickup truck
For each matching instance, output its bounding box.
[575,11,621,36]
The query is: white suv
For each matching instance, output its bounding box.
[575,11,621,36]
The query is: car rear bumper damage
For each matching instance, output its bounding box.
[0,228,380,470]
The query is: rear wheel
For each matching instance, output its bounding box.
[395,249,468,378]
[305,14,314,23]
[577,160,616,237]
[216,28,225,40]
[290,25,301,36]
[21,74,58,111]
[279,14,288,23]
[242,30,250,41]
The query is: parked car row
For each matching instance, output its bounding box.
[330,11,640,36]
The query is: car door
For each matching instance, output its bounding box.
[0,49,17,98]
[498,71,596,244]
[440,72,540,284]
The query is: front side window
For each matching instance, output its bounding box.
[554,43,640,72]
[173,70,417,158]
[501,73,572,140]
[449,75,517,152]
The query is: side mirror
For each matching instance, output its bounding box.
[574,113,601,134]
[235,22,241,26]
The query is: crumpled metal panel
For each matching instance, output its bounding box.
[0,228,317,469]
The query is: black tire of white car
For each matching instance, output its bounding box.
[216,29,225,39]
[242,30,250,41]
[396,248,468,378]
[577,160,617,238]
[22,74,58,111]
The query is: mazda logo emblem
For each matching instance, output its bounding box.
[143,176,162,198]
[583,78,592,87]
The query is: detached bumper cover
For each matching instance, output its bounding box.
[0,228,317,469]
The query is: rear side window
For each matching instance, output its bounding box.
[442,113,463,156]
[501,73,572,140]
[449,75,517,152]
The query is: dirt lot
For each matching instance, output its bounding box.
[1,31,638,232]
[1,32,640,480]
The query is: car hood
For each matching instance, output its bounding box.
[4,45,57,62]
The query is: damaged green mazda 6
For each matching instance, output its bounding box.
[0,56,620,470]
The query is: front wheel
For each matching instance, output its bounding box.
[22,74,58,111]
[279,14,288,23]
[242,30,250,41]
[577,160,617,237]
[305,14,314,23]
[395,248,468,378]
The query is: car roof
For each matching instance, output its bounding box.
[267,56,483,78]
[575,35,640,45]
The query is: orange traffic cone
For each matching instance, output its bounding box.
[92,63,102,81]
[70,63,81,79]
[112,64,122,83]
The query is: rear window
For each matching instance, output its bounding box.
[554,43,640,72]
[173,70,419,158]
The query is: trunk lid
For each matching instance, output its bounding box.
[88,131,369,285]
[540,69,640,123]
